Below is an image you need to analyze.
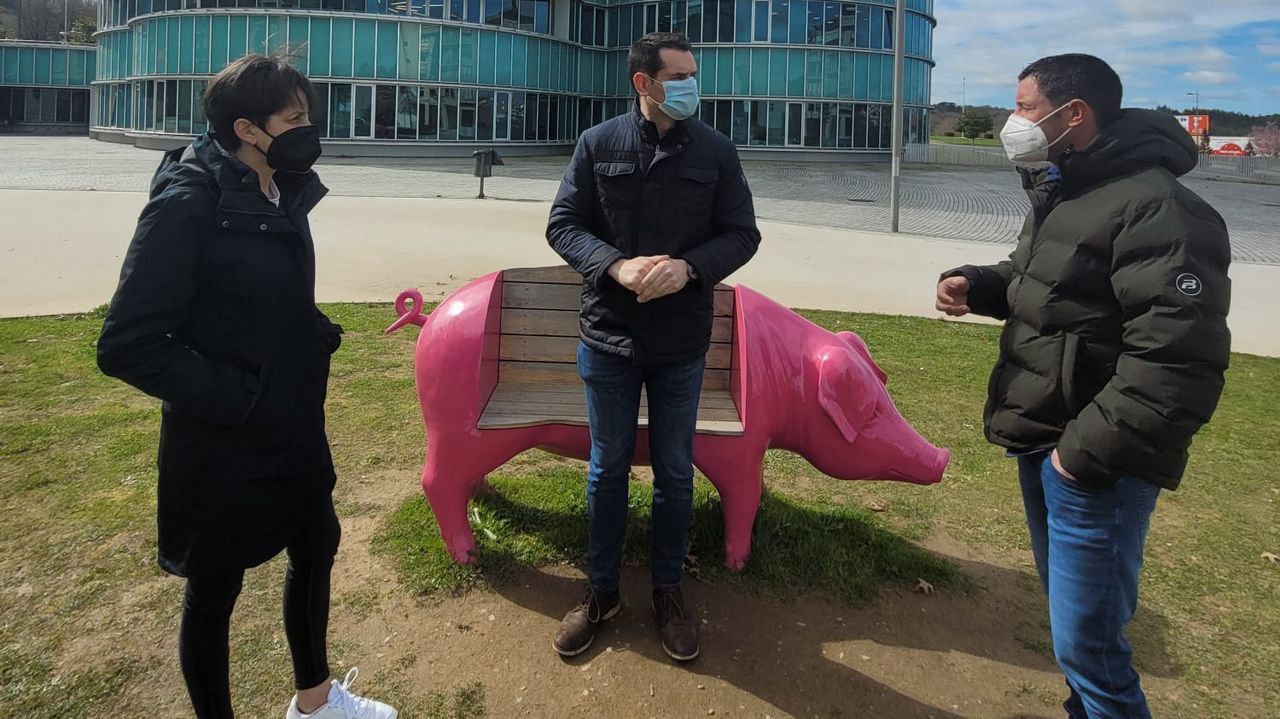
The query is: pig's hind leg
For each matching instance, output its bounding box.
[422,430,531,564]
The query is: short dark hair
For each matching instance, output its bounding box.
[202,54,316,150]
[1018,54,1123,127]
[627,32,693,83]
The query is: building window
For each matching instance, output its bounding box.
[375,84,396,139]
[855,4,870,47]
[510,91,526,140]
[419,87,438,139]
[785,102,801,145]
[397,85,418,139]
[477,89,494,140]
[330,83,353,138]
[438,88,459,140]
[353,84,373,138]
[495,90,510,140]
[459,88,476,140]
[837,103,852,148]
[806,0,822,43]
[687,0,703,43]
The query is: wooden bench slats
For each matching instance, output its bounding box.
[498,335,732,369]
[502,282,581,311]
[479,414,745,436]
[499,361,731,391]
[483,401,742,424]
[487,383,739,410]
[484,266,743,436]
[499,308,579,336]
[502,266,584,284]
[501,309,733,343]
[479,387,744,435]
[501,281,735,318]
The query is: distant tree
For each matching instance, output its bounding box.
[955,109,994,140]
[0,7,16,38]
[1251,121,1280,158]
[8,0,96,42]
[64,14,93,44]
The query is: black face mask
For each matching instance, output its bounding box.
[253,124,322,173]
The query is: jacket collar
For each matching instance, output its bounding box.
[1018,164,1061,215]
[192,133,329,219]
[631,99,692,147]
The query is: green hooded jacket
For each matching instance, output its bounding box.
[945,109,1232,490]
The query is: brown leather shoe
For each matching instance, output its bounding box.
[652,587,700,661]
[552,585,620,657]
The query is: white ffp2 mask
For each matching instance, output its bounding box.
[999,103,1075,163]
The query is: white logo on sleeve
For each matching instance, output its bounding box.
[1176,273,1203,296]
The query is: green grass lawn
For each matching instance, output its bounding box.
[1,304,1277,717]
[931,134,1002,147]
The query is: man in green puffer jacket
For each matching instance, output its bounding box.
[935,54,1231,719]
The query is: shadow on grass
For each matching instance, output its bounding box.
[374,466,968,605]
[375,467,1182,697]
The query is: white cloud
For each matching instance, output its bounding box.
[1183,47,1233,69]
[1259,42,1280,56]
[931,0,1280,109]
[1268,62,1280,72]
[1182,70,1241,84]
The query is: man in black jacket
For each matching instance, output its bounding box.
[936,54,1230,719]
[97,56,394,719]
[546,32,760,662]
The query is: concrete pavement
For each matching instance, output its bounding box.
[4,136,1279,264]
[3,188,1277,356]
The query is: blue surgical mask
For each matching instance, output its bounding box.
[648,76,700,121]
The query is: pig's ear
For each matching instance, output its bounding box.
[837,331,887,385]
[818,347,876,444]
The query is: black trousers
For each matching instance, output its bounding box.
[179,499,341,719]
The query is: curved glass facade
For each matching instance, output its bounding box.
[91,0,934,154]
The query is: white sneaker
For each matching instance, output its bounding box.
[285,668,398,719]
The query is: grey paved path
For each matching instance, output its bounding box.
[2,136,1277,264]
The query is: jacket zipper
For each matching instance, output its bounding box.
[630,159,644,257]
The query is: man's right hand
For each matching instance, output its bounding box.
[610,255,670,293]
[936,276,972,317]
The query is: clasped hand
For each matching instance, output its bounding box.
[609,255,691,303]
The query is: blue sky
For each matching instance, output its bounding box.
[931,1,1280,116]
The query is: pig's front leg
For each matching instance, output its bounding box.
[695,438,765,572]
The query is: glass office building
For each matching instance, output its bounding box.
[0,41,96,132]
[91,0,933,156]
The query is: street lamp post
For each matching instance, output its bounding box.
[1186,90,1199,115]
[888,0,905,233]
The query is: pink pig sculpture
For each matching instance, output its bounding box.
[387,269,949,570]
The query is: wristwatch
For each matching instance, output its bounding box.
[685,261,698,281]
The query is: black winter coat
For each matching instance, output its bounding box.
[945,109,1231,490]
[97,133,343,576]
[547,103,761,365]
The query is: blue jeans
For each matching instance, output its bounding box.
[578,342,705,593]
[1017,451,1162,719]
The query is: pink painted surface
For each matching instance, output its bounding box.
[387,276,949,570]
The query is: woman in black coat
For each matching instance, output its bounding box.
[97,55,395,719]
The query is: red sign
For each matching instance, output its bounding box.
[1213,143,1247,156]
[1177,114,1211,137]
